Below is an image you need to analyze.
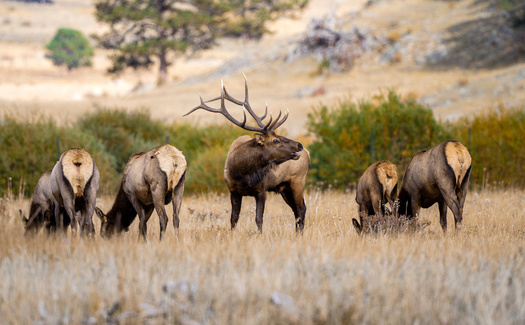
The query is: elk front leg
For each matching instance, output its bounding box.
[255,192,266,233]
[230,192,242,230]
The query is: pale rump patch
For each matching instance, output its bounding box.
[376,161,398,197]
[61,149,93,198]
[154,145,187,190]
[445,141,472,187]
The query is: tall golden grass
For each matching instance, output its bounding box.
[0,189,524,324]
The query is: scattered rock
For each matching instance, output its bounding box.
[292,15,385,72]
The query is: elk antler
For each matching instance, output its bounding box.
[184,75,289,134]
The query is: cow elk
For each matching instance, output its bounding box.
[399,140,472,233]
[95,144,187,241]
[184,75,310,233]
[51,148,100,236]
[22,170,55,236]
[352,160,398,234]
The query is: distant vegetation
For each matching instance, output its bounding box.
[94,0,308,84]
[0,109,247,197]
[498,0,525,28]
[1,93,523,198]
[307,92,525,190]
[307,91,452,189]
[449,106,525,189]
[45,28,94,71]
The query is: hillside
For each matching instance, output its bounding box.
[0,0,523,137]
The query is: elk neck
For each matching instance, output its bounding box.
[228,140,279,185]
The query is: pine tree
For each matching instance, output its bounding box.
[94,0,308,84]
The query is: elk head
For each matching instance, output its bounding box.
[183,74,303,164]
[95,206,119,239]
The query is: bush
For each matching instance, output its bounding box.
[76,108,168,174]
[498,0,525,28]
[168,124,248,193]
[0,114,117,197]
[449,106,525,188]
[46,28,94,71]
[76,109,247,194]
[2,102,522,198]
[307,91,452,189]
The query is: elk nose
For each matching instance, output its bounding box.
[298,143,304,151]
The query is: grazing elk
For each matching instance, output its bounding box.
[352,160,398,234]
[184,76,310,233]
[95,144,186,241]
[22,170,56,236]
[51,148,100,236]
[399,140,472,233]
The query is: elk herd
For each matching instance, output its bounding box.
[20,76,472,240]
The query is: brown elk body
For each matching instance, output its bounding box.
[185,76,310,232]
[95,144,186,241]
[399,140,472,232]
[50,148,100,236]
[352,160,398,234]
[22,170,55,236]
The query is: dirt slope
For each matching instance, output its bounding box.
[0,0,523,137]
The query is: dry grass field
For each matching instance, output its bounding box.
[0,189,524,324]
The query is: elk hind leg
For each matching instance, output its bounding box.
[171,173,185,230]
[280,185,306,232]
[152,195,169,240]
[442,190,463,231]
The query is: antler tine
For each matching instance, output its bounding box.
[183,95,221,116]
[185,81,264,132]
[241,73,267,128]
[267,109,289,132]
[185,76,285,134]
[220,79,250,129]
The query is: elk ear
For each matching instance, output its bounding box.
[19,209,28,225]
[95,207,108,223]
[352,218,362,234]
[254,133,265,146]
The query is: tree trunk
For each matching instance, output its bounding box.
[158,51,169,85]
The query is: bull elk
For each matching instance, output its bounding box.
[184,75,310,232]
[352,160,398,234]
[51,148,100,236]
[398,140,472,232]
[95,144,186,241]
[22,170,55,236]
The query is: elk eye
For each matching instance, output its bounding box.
[273,139,280,144]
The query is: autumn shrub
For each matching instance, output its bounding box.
[448,105,525,188]
[307,91,452,189]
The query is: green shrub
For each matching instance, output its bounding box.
[0,114,117,197]
[45,28,94,71]
[76,108,168,173]
[168,123,248,193]
[307,91,452,189]
[3,102,522,199]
